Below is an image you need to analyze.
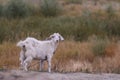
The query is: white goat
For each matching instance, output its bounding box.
[17,33,64,72]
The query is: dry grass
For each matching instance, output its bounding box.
[52,41,93,72]
[0,42,19,69]
[0,40,120,73]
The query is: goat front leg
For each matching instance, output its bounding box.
[23,56,33,71]
[47,58,52,73]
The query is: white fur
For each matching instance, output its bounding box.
[17,33,64,72]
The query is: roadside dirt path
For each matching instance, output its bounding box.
[0,70,120,80]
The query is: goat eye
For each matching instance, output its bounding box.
[51,36,55,38]
[59,36,61,40]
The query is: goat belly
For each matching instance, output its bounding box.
[34,54,47,60]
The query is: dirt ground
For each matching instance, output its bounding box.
[0,70,120,80]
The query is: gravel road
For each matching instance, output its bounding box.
[0,70,120,80]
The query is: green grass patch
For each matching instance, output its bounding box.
[0,13,120,42]
[40,0,62,17]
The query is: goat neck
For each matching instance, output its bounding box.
[50,39,59,51]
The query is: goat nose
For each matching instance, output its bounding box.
[23,45,25,48]
[56,40,59,43]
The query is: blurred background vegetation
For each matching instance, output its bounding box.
[0,0,119,43]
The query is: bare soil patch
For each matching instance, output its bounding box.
[0,70,120,80]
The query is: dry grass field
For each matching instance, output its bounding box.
[0,39,120,73]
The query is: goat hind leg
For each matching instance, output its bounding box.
[23,57,33,71]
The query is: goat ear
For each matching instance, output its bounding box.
[56,33,64,41]
[59,35,64,41]
[17,40,23,47]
